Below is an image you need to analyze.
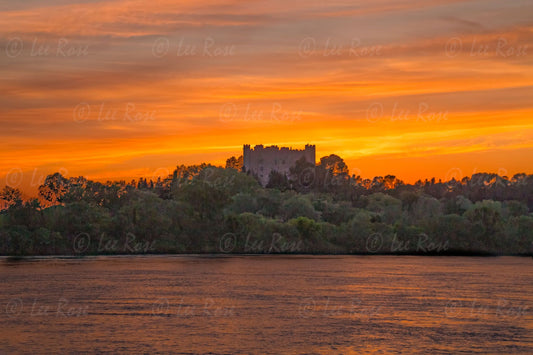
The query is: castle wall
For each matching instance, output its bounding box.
[242,144,316,186]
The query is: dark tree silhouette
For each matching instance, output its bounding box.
[1,155,532,256]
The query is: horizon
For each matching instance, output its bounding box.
[2,142,530,198]
[1,1,532,353]
[1,0,532,194]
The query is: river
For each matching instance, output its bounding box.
[1,256,531,354]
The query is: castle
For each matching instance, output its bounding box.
[243,144,316,186]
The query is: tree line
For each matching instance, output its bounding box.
[1,154,532,256]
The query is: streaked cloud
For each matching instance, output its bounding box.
[1,0,532,193]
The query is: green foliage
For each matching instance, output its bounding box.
[55,201,112,238]
[289,157,316,192]
[428,214,472,250]
[175,179,230,221]
[365,193,403,225]
[1,225,33,255]
[408,195,443,226]
[225,155,243,170]
[0,163,532,255]
[502,200,528,218]
[256,189,283,218]
[0,186,23,208]
[118,190,172,240]
[39,172,69,204]
[503,216,533,254]
[225,192,258,215]
[196,166,259,196]
[266,170,290,191]
[315,198,356,225]
[280,195,319,221]
[289,216,321,239]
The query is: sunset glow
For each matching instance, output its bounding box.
[2,0,532,194]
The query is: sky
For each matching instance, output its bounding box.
[1,0,532,194]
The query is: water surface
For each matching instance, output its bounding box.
[1,256,531,354]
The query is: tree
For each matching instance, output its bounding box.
[225,192,258,215]
[365,193,402,225]
[0,186,23,208]
[502,200,528,218]
[399,191,420,213]
[315,155,350,192]
[225,155,243,171]
[408,195,443,225]
[465,200,504,250]
[289,216,321,241]
[118,191,171,243]
[39,172,69,204]
[266,170,290,191]
[280,195,319,221]
[319,154,349,175]
[289,157,316,192]
[175,179,230,221]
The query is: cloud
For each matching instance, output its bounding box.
[1,0,533,190]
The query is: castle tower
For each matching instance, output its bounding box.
[243,144,251,172]
[242,144,316,186]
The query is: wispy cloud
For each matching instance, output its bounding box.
[1,0,532,191]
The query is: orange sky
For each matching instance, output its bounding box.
[1,0,532,194]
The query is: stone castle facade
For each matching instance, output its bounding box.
[243,144,316,186]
